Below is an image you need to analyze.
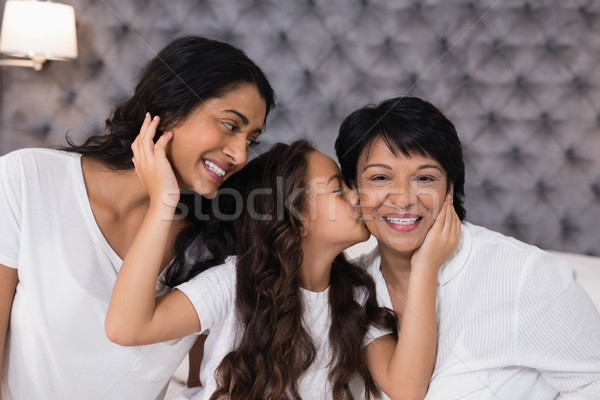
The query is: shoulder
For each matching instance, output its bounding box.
[352,246,381,273]
[465,222,575,282]
[175,256,237,332]
[177,256,237,295]
[1,148,78,163]
[467,222,547,261]
[1,148,79,175]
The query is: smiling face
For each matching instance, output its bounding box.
[355,136,450,257]
[166,83,267,198]
[302,151,370,252]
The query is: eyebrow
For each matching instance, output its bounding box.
[417,164,443,172]
[362,163,392,172]
[223,109,248,125]
[223,109,263,135]
[327,174,342,184]
[362,163,443,172]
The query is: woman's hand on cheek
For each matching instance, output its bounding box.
[411,193,461,274]
[131,113,180,208]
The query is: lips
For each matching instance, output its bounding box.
[383,213,422,232]
[203,159,231,184]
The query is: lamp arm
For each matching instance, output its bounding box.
[0,57,46,71]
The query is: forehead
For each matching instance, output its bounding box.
[307,151,341,181]
[201,83,266,119]
[359,136,443,169]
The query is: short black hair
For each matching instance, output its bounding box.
[335,96,466,220]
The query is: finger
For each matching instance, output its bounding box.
[130,154,143,179]
[439,201,452,237]
[154,131,173,157]
[140,115,161,158]
[131,137,141,161]
[139,112,151,134]
[132,113,151,162]
[434,197,448,230]
[447,199,460,239]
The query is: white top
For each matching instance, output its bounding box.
[175,257,390,400]
[0,149,197,400]
[359,222,600,399]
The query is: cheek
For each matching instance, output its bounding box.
[416,188,445,215]
[357,188,387,210]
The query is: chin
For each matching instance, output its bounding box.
[201,190,218,199]
[391,239,424,254]
[189,181,219,199]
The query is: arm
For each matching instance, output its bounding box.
[0,264,18,399]
[365,197,461,400]
[105,114,201,346]
[515,252,600,397]
[187,335,207,388]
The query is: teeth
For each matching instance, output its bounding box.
[204,160,225,177]
[385,217,419,225]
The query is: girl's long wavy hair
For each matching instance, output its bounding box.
[210,140,398,400]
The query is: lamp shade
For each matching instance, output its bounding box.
[0,0,78,60]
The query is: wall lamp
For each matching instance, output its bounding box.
[0,0,77,71]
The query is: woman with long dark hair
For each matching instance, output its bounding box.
[106,125,460,399]
[0,35,274,399]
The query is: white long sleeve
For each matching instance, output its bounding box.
[361,222,600,400]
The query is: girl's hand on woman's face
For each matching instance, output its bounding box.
[131,113,180,207]
[410,193,461,273]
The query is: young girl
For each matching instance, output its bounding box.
[0,35,274,400]
[105,119,460,399]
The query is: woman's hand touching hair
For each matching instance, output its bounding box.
[131,113,179,208]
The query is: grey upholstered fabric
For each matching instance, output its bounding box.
[1,0,599,256]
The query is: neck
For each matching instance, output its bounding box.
[299,240,339,292]
[81,157,151,217]
[378,243,413,289]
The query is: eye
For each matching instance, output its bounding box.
[369,175,389,181]
[221,122,237,132]
[416,175,435,182]
[246,138,261,149]
[333,187,344,195]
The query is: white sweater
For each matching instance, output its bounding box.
[359,222,600,399]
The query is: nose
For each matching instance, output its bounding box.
[345,187,360,207]
[222,134,248,167]
[344,186,364,220]
[385,181,416,209]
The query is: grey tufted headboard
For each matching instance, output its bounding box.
[1,0,599,256]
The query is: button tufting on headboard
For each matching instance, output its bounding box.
[1,0,598,255]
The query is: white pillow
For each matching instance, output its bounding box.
[549,251,600,311]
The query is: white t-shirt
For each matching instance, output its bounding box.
[0,149,197,400]
[175,257,390,400]
[359,222,600,400]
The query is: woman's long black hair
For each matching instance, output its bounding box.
[62,36,275,286]
[64,35,275,169]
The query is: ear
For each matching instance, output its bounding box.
[447,183,454,197]
[300,225,309,237]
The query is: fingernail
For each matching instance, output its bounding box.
[145,112,150,119]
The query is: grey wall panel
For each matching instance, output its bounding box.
[1,0,599,255]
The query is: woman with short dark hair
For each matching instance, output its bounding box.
[335,96,600,399]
